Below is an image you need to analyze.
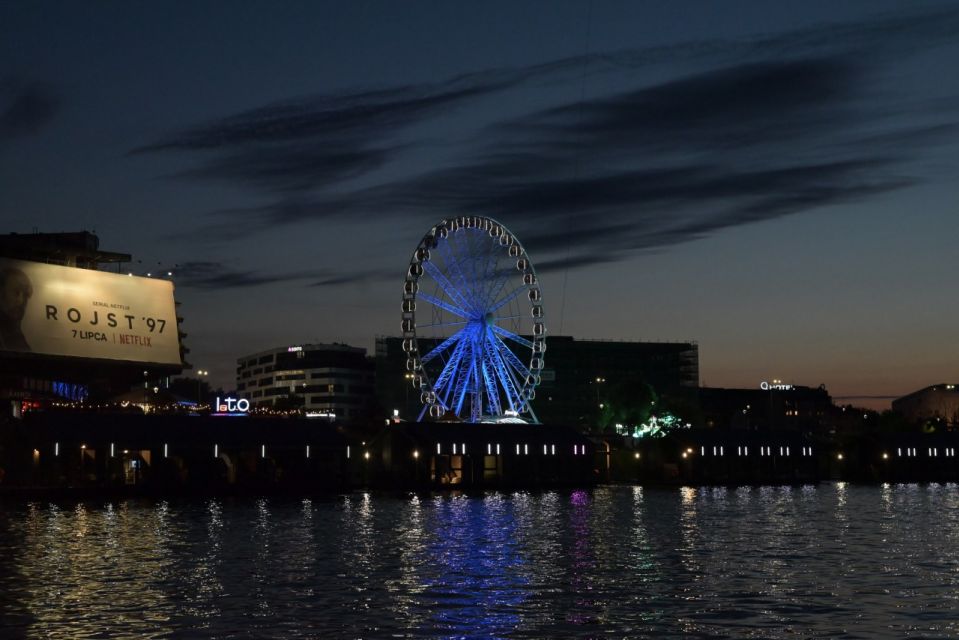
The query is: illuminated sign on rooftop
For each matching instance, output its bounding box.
[761,381,794,391]
[212,396,250,416]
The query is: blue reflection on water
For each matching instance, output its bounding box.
[420,493,527,638]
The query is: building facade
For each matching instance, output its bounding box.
[893,384,959,427]
[236,343,376,421]
[699,383,835,432]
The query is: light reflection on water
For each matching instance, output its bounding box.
[3,484,959,638]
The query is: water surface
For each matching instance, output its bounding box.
[2,484,958,638]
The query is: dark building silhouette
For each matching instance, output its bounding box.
[699,383,834,432]
[376,335,698,427]
[893,384,959,428]
[0,231,131,268]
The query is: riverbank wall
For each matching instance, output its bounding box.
[2,414,958,496]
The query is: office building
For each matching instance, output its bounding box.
[236,343,376,421]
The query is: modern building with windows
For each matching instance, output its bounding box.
[236,343,376,421]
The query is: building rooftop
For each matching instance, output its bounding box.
[0,231,132,267]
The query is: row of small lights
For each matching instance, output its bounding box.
[41,443,157,458]
[43,443,589,459]
[43,442,328,460]
[39,443,959,466]
[885,447,957,459]
[677,446,959,462]
[682,445,815,458]
[434,443,588,456]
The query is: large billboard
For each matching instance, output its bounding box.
[0,257,182,366]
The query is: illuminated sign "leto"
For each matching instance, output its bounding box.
[215,396,250,413]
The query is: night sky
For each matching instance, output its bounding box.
[1,2,957,408]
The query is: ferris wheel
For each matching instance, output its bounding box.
[402,216,546,423]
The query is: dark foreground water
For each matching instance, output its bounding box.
[2,484,959,639]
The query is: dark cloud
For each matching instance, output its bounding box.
[309,269,395,287]
[534,252,619,274]
[0,77,61,141]
[170,143,396,193]
[471,160,912,266]
[133,79,517,154]
[636,175,916,251]
[173,261,393,290]
[499,57,857,153]
[143,6,959,280]
[521,222,638,253]
[134,73,528,194]
[173,261,320,289]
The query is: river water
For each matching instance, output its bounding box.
[1,484,958,639]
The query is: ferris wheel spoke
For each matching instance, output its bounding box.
[417,320,469,328]
[489,284,528,313]
[420,328,466,364]
[471,347,484,423]
[491,325,534,349]
[474,237,501,310]
[458,234,490,309]
[483,265,512,313]
[421,260,473,312]
[444,259,475,312]
[482,236,513,309]
[433,337,469,396]
[485,338,522,411]
[453,353,477,416]
[418,292,469,320]
[438,367,458,408]
[438,233,480,312]
[492,333,532,379]
[480,356,502,417]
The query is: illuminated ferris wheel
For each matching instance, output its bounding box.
[402,216,546,423]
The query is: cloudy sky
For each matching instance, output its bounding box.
[1,1,957,407]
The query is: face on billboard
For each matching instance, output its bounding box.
[0,257,182,366]
[0,267,34,351]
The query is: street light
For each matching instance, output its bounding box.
[197,370,208,404]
